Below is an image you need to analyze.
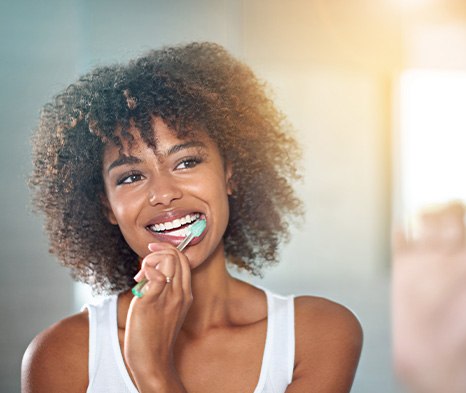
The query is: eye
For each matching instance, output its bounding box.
[116,171,144,185]
[175,156,203,170]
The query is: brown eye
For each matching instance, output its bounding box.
[175,156,202,170]
[117,172,144,185]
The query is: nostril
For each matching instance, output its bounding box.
[147,178,183,206]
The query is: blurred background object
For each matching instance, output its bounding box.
[1,0,465,392]
[392,202,466,393]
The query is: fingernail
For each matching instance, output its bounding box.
[134,270,143,281]
[148,242,162,251]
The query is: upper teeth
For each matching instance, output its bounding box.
[149,213,200,232]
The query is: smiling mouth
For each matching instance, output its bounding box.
[146,213,203,238]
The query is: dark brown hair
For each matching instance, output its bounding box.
[30,42,303,294]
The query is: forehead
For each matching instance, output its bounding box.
[102,118,219,162]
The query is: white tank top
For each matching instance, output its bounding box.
[84,289,295,393]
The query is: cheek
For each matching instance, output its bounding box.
[210,179,231,221]
[107,195,138,226]
[194,173,230,205]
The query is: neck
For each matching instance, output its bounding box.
[182,244,241,336]
[118,243,251,335]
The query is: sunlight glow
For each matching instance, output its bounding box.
[387,0,437,9]
[399,69,466,219]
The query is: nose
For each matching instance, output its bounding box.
[148,173,183,206]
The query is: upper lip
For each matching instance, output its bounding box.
[144,209,203,227]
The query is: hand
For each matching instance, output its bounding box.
[124,242,193,386]
[392,202,466,393]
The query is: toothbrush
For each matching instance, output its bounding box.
[132,219,207,298]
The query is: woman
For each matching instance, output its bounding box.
[22,42,362,392]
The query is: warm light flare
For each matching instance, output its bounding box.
[387,0,438,9]
[399,69,466,220]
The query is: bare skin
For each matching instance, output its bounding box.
[393,202,466,393]
[22,288,362,393]
[22,119,362,393]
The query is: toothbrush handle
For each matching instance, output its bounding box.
[132,232,196,298]
[175,232,195,252]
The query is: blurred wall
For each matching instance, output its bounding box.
[0,0,414,392]
[1,2,79,392]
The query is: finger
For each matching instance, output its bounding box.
[141,249,178,269]
[148,242,176,252]
[165,249,183,292]
[146,243,190,297]
[134,269,145,282]
[139,268,169,298]
[145,247,183,292]
[155,258,176,281]
[148,242,186,287]
[139,250,177,285]
[146,243,181,274]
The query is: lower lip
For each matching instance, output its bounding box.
[146,222,208,248]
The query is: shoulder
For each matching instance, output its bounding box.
[290,296,363,392]
[21,310,89,393]
[294,296,363,343]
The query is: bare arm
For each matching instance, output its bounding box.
[21,312,89,393]
[285,297,363,393]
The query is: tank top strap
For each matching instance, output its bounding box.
[267,290,296,385]
[83,296,137,393]
[254,289,295,392]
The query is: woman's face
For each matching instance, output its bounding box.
[101,118,233,269]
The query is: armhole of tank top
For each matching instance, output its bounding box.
[287,295,296,384]
[83,304,96,390]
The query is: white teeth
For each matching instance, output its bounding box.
[149,213,200,233]
[165,226,190,237]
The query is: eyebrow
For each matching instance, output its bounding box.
[107,155,142,173]
[106,140,207,173]
[165,141,207,156]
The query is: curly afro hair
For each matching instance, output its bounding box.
[30,42,303,294]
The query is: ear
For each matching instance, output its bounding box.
[225,162,234,196]
[100,193,118,225]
